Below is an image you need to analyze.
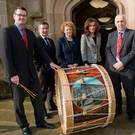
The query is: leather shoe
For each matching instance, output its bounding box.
[37,121,58,129]
[22,127,31,135]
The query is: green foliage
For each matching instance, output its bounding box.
[0,80,11,99]
[0,60,11,99]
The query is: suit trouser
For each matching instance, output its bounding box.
[11,77,45,128]
[108,69,135,116]
[38,67,56,110]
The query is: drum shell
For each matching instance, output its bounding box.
[56,65,115,134]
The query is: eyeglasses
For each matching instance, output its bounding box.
[15,14,27,17]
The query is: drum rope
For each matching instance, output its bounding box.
[63,88,108,101]
[65,102,112,118]
[62,74,103,86]
[63,81,103,86]
[65,70,100,75]
[65,117,114,134]
[92,64,115,127]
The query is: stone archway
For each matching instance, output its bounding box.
[49,0,125,39]
[44,0,135,42]
[61,0,135,29]
[64,0,124,21]
[0,0,8,27]
[62,0,123,64]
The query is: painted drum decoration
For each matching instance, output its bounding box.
[56,64,115,134]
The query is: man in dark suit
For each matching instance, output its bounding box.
[36,22,57,116]
[105,14,135,122]
[0,7,60,135]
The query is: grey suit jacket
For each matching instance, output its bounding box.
[81,33,101,64]
[105,28,135,72]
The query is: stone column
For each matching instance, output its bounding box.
[43,0,57,41]
[0,0,8,28]
[118,0,135,29]
[125,0,135,29]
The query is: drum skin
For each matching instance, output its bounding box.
[56,65,115,134]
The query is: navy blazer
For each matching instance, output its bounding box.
[36,36,57,65]
[56,37,82,68]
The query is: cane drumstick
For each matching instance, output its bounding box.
[19,83,36,98]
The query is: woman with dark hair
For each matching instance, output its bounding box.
[56,21,82,68]
[81,18,102,66]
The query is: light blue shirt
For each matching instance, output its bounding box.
[40,35,50,47]
[117,28,126,38]
[14,24,24,36]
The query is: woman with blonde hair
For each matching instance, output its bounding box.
[56,21,82,68]
[81,18,102,66]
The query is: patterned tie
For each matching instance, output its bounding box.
[44,37,51,47]
[117,32,122,60]
[21,29,28,49]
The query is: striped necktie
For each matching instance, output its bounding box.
[44,37,51,47]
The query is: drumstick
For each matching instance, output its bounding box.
[19,83,36,98]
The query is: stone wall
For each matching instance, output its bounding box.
[0,0,8,27]
[6,0,20,25]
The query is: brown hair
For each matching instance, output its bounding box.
[60,21,76,37]
[38,21,49,27]
[84,18,100,36]
[14,6,28,15]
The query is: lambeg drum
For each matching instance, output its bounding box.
[56,64,115,134]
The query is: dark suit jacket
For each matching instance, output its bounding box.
[105,28,135,73]
[36,36,57,67]
[0,25,52,83]
[56,37,82,68]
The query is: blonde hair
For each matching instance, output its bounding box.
[60,21,76,37]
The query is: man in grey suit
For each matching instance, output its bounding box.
[105,14,135,122]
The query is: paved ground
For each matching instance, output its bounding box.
[0,98,135,135]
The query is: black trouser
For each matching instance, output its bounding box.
[108,69,135,116]
[11,76,45,128]
[38,66,56,110]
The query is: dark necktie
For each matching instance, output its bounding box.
[21,29,28,49]
[44,37,51,47]
[117,32,122,60]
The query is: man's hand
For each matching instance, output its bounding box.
[11,75,19,85]
[73,63,78,67]
[84,63,89,67]
[113,61,124,72]
[50,62,61,70]
[67,64,73,68]
[68,63,78,68]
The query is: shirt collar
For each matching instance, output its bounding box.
[118,28,126,34]
[14,24,25,36]
[14,23,25,30]
[40,35,49,39]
